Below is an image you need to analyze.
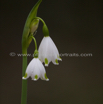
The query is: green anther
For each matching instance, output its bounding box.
[24,73,27,78]
[35,75,38,79]
[45,58,48,65]
[44,73,48,79]
[55,59,58,64]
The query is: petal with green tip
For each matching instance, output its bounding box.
[45,58,48,66]
[55,59,59,65]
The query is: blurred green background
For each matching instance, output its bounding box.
[0,0,103,104]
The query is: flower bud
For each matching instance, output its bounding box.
[30,19,39,33]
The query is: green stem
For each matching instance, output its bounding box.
[21,54,27,104]
[35,17,45,25]
[30,35,38,58]
[35,17,49,37]
[21,1,42,104]
[31,36,37,50]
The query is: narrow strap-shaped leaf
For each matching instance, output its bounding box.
[22,0,42,54]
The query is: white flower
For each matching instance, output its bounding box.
[38,36,62,66]
[22,58,49,81]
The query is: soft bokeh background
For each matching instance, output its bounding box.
[0,0,103,104]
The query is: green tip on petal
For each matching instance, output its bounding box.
[34,75,38,79]
[45,58,48,66]
[57,55,62,61]
[24,73,27,78]
[44,73,48,79]
[55,59,59,65]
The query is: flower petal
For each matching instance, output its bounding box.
[22,58,49,81]
[38,36,61,66]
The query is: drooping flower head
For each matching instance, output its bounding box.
[38,36,62,66]
[22,37,49,81]
[22,57,49,81]
[31,17,62,66]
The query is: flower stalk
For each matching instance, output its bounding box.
[31,35,37,50]
[34,17,49,37]
[21,0,42,104]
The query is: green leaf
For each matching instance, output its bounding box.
[22,0,42,54]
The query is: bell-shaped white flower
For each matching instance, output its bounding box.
[38,36,62,66]
[22,58,49,81]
